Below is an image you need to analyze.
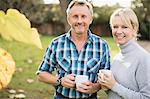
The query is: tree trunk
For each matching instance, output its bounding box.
[59,0,71,32]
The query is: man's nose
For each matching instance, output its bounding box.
[77,17,82,23]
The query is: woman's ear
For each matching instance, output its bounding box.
[90,18,93,24]
[132,29,137,37]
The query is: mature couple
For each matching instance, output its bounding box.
[36,0,150,99]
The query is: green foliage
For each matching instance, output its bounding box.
[91,5,121,36]
[0,35,119,98]
[0,0,149,40]
[93,5,120,25]
[132,0,150,40]
[103,37,119,60]
[0,0,55,24]
[0,35,54,98]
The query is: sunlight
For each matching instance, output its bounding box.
[93,0,131,7]
[43,0,131,7]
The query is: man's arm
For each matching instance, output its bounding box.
[37,72,58,85]
[36,41,58,85]
[76,81,101,94]
[103,42,111,70]
[38,71,76,89]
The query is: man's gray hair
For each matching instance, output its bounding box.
[66,0,93,17]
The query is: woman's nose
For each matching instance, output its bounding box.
[116,27,123,33]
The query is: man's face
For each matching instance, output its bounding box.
[67,5,92,35]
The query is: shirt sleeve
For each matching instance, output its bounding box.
[111,54,150,99]
[101,42,111,70]
[36,41,57,74]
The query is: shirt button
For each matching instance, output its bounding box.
[68,56,71,59]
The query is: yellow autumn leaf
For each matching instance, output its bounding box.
[0,9,42,49]
[0,11,12,40]
[0,48,15,90]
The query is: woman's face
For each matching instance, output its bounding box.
[111,16,135,45]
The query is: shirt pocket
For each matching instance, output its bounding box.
[57,57,71,72]
[87,58,100,73]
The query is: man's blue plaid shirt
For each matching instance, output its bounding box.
[37,30,110,98]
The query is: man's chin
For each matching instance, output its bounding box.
[76,32,84,34]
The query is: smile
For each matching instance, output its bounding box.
[115,33,125,39]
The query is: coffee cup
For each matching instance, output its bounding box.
[99,69,112,80]
[75,75,88,88]
[98,69,112,90]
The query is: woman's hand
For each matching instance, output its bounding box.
[98,72,116,89]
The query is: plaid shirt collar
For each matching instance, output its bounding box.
[66,29,93,43]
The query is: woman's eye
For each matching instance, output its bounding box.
[113,26,118,28]
[122,26,128,28]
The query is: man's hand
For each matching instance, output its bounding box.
[61,74,76,88]
[76,81,101,94]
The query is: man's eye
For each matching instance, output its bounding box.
[73,15,78,18]
[82,15,86,18]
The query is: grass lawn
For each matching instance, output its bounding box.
[0,35,119,99]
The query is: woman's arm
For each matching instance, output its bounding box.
[99,55,150,99]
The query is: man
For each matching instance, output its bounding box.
[37,0,110,98]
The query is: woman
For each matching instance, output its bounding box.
[98,8,150,99]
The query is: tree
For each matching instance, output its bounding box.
[132,0,150,40]
[0,0,45,24]
[59,0,71,32]
[91,4,120,36]
[0,0,65,34]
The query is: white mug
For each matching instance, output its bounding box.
[75,75,88,88]
[99,69,112,80]
[98,69,112,90]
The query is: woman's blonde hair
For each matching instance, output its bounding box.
[110,8,139,38]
